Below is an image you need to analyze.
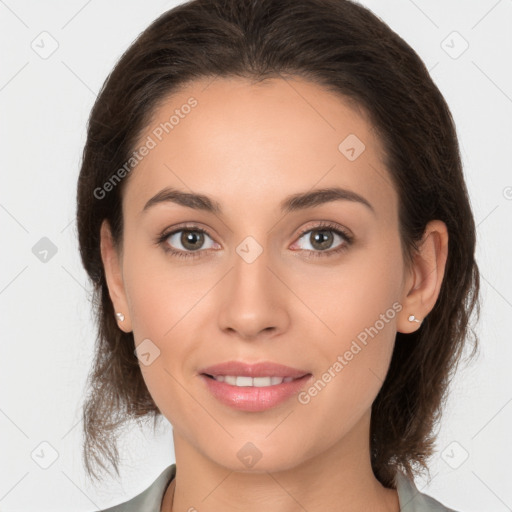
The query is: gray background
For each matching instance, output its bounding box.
[1,0,511,510]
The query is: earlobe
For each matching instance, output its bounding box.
[99,220,133,333]
[397,220,449,334]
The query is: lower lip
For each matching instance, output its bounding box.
[200,374,312,412]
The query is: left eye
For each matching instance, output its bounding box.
[292,226,350,253]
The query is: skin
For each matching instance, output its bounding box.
[100,76,449,512]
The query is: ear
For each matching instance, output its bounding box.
[397,220,449,334]
[100,219,133,333]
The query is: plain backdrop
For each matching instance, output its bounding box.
[1,0,511,510]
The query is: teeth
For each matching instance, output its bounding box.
[212,375,295,386]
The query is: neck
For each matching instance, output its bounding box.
[162,411,399,512]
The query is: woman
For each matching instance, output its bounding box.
[76,0,480,510]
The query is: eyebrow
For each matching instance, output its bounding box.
[141,186,375,216]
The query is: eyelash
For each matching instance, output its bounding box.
[155,221,354,261]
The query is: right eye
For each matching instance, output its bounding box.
[156,225,220,259]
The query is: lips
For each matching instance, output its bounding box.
[199,372,313,412]
[198,361,310,379]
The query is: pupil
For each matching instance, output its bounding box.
[182,230,203,250]
[312,230,332,250]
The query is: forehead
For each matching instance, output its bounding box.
[123,75,396,222]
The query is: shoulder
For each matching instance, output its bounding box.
[394,471,461,512]
[98,464,176,512]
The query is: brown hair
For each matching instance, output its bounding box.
[76,0,480,487]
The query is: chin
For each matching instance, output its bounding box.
[205,442,310,475]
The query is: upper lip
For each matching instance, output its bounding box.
[199,361,310,379]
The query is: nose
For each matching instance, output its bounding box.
[217,244,290,340]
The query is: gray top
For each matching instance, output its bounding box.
[99,464,459,511]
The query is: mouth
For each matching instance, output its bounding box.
[198,363,313,412]
[201,373,305,387]
[198,360,310,381]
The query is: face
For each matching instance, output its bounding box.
[101,75,424,473]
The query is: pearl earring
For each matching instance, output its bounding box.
[116,312,125,322]
[408,314,421,323]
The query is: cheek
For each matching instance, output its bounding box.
[121,235,204,337]
[290,233,403,349]
[293,236,402,409]
[294,288,399,457]
[120,240,212,417]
